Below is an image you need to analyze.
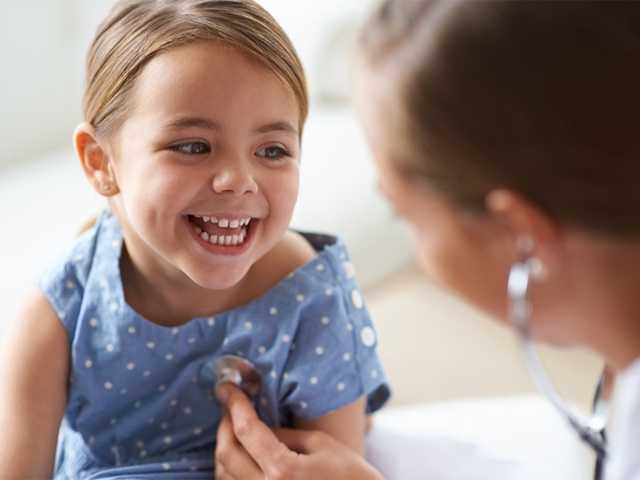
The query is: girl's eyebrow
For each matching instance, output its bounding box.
[165,116,220,130]
[254,121,298,136]
[163,117,298,136]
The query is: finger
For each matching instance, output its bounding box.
[219,384,294,473]
[273,427,335,454]
[216,414,263,479]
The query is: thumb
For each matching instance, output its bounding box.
[215,382,238,408]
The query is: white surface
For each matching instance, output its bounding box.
[0,107,411,323]
[366,395,594,480]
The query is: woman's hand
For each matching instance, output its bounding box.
[215,384,383,480]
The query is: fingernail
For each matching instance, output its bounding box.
[215,383,230,403]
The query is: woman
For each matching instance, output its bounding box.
[214,1,640,479]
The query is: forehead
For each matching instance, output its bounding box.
[129,41,299,125]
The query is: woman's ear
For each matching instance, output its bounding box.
[486,189,562,270]
[74,122,120,197]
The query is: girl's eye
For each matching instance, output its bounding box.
[256,145,290,162]
[170,142,210,155]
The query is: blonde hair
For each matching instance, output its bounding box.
[84,0,308,137]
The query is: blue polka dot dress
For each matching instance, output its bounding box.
[40,211,391,479]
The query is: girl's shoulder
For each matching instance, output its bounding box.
[247,230,353,298]
[38,211,115,327]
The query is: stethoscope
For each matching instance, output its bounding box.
[508,256,608,478]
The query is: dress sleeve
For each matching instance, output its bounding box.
[277,261,391,421]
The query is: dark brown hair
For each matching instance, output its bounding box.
[361,0,640,236]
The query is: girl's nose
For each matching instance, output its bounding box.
[211,163,258,196]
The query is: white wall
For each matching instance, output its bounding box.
[0,2,83,166]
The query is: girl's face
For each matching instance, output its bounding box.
[356,65,515,321]
[107,42,301,290]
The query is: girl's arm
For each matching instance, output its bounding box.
[0,288,69,479]
[294,397,368,454]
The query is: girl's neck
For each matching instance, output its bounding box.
[119,245,246,327]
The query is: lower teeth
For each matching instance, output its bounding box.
[194,227,247,246]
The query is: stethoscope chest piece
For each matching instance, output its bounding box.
[214,354,262,399]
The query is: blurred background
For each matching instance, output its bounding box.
[0,1,601,412]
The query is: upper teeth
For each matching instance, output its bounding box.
[196,216,252,228]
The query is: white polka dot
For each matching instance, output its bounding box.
[188,337,196,344]
[258,346,267,354]
[347,323,354,332]
[296,294,305,302]
[158,384,166,392]
[245,321,253,330]
[146,341,155,349]
[136,440,144,449]
[106,344,115,352]
[193,427,203,435]
[223,338,229,345]
[89,318,98,328]
[110,418,117,425]
[104,382,113,390]
[161,422,169,430]
[337,382,346,391]
[361,327,376,347]
[126,362,135,370]
[112,240,120,249]
[207,317,216,326]
[135,401,142,408]
[270,307,278,315]
[89,436,96,445]
[371,370,379,378]
[147,418,155,424]
[165,353,174,361]
[162,462,171,470]
[128,326,136,334]
[110,302,118,312]
[270,370,277,379]
[120,388,128,395]
[287,272,295,278]
[143,370,151,377]
[316,263,325,272]
[300,401,308,409]
[66,280,75,290]
[85,359,93,368]
[343,353,351,361]
[172,328,179,335]
[283,372,289,380]
[310,376,318,385]
[321,316,330,325]
[282,334,291,343]
[315,347,324,355]
[325,288,333,296]
[140,450,147,458]
[184,406,192,415]
[351,289,364,309]
[343,261,356,278]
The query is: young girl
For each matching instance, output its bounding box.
[0,1,389,478]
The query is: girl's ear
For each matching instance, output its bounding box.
[74,122,120,197]
[485,188,563,268]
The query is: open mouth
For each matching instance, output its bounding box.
[186,214,257,247]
